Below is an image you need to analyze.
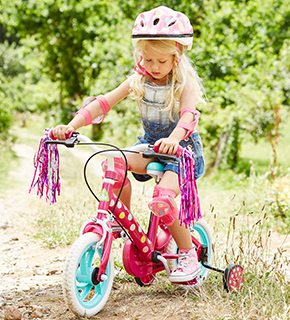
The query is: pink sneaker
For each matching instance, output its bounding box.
[169,248,201,283]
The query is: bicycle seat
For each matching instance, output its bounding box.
[146,162,164,180]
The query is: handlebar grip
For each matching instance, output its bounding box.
[153,144,184,158]
[175,145,184,157]
[49,129,74,141]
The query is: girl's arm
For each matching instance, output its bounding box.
[155,81,199,155]
[53,77,132,140]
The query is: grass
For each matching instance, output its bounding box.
[238,114,290,175]
[33,145,104,247]
[2,113,290,319]
[0,140,19,191]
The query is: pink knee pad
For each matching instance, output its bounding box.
[101,158,130,190]
[148,186,178,226]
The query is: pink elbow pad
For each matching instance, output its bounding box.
[75,95,111,126]
[75,108,92,126]
[177,108,200,140]
[94,95,110,124]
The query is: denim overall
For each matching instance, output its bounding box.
[134,81,204,180]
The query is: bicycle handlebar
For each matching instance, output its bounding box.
[46,130,182,161]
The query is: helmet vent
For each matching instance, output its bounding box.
[153,17,160,26]
[140,19,145,27]
[167,18,178,27]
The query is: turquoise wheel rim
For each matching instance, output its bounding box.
[75,243,111,309]
[191,223,212,280]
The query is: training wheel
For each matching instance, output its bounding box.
[223,264,244,292]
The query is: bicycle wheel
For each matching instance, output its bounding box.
[166,218,214,286]
[62,232,114,317]
[223,263,244,292]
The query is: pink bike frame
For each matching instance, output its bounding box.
[80,147,203,282]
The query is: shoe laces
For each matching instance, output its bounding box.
[176,252,191,269]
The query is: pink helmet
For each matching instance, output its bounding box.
[132,6,193,50]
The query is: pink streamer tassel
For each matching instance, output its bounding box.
[29,128,60,205]
[178,147,203,228]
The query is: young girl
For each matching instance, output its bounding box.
[52,6,205,283]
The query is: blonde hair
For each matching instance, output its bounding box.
[129,39,205,119]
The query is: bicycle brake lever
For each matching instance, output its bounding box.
[63,134,79,148]
[45,132,79,148]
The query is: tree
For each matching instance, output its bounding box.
[190,0,290,170]
[1,0,126,122]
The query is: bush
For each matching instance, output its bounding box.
[266,170,290,233]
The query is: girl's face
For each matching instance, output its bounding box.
[142,46,174,80]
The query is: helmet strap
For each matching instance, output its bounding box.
[134,50,181,80]
[134,56,153,77]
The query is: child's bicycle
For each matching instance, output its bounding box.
[46,131,244,318]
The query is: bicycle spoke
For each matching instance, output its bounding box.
[95,282,103,295]
[79,246,95,275]
[79,283,93,300]
[76,282,88,289]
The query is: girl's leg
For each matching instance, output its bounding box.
[113,180,132,210]
[156,171,192,249]
[114,153,152,211]
[155,171,201,282]
[167,220,192,250]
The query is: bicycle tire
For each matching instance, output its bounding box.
[166,218,214,286]
[62,232,114,317]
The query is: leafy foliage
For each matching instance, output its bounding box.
[266,171,290,233]
[0,41,59,133]
[192,0,290,169]
[0,42,25,137]
[0,0,290,169]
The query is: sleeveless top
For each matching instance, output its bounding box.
[138,82,179,144]
[135,81,205,179]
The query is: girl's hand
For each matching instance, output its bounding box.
[52,125,75,141]
[154,137,180,155]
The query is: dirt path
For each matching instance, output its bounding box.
[0,142,73,319]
